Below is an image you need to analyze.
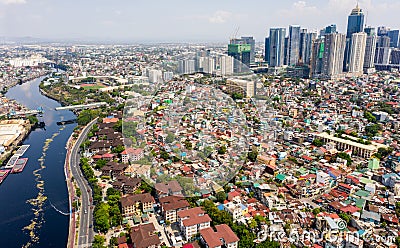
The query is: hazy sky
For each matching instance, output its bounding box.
[0,0,399,43]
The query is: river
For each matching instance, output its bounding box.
[0,76,76,247]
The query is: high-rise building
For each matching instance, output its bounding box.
[344,4,365,71]
[363,27,378,72]
[388,30,400,48]
[230,37,255,63]
[375,36,391,65]
[300,30,317,65]
[264,37,270,63]
[221,55,234,76]
[284,37,289,65]
[377,26,390,37]
[325,24,337,35]
[322,33,346,79]
[310,38,325,77]
[288,25,301,66]
[203,57,215,74]
[228,43,251,72]
[390,50,400,65]
[178,59,195,74]
[267,28,286,67]
[348,32,367,75]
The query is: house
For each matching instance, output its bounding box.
[120,193,155,217]
[360,211,381,224]
[159,196,190,223]
[130,223,161,248]
[121,148,144,164]
[155,180,183,198]
[177,207,212,240]
[200,224,240,248]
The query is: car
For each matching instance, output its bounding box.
[84,209,87,214]
[89,224,92,228]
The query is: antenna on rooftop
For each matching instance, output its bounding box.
[230,26,240,42]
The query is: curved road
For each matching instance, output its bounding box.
[70,118,97,247]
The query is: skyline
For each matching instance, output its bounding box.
[0,0,400,43]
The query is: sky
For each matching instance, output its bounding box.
[0,0,399,43]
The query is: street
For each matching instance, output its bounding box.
[69,118,97,247]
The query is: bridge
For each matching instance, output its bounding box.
[7,107,44,117]
[55,102,108,111]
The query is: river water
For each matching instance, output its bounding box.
[0,76,76,247]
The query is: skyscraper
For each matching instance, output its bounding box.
[325,24,337,35]
[348,32,367,75]
[322,33,346,79]
[288,25,301,66]
[230,37,256,63]
[268,28,286,67]
[344,4,365,71]
[228,43,251,72]
[221,55,234,76]
[300,31,317,65]
[375,36,391,65]
[388,30,400,48]
[363,27,378,72]
[310,38,325,77]
[264,37,270,64]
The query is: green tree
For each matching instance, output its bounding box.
[166,132,175,144]
[112,145,125,154]
[216,191,227,203]
[94,203,111,233]
[312,138,324,147]
[93,235,106,248]
[95,159,107,169]
[247,150,258,162]
[339,212,351,224]
[113,120,123,132]
[217,145,227,155]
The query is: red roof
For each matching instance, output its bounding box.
[340,205,360,214]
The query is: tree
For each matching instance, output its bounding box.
[364,111,376,123]
[184,140,193,150]
[216,191,227,203]
[217,145,227,155]
[312,208,321,215]
[247,150,258,162]
[113,120,123,132]
[95,159,107,169]
[160,150,170,160]
[365,123,381,137]
[339,212,351,224]
[93,235,106,248]
[248,218,257,230]
[94,203,111,233]
[166,132,175,144]
[112,145,125,154]
[312,138,324,147]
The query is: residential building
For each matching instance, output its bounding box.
[288,25,301,66]
[155,180,183,198]
[348,32,367,75]
[267,28,286,67]
[199,224,240,248]
[130,223,161,248]
[363,27,378,73]
[159,196,190,223]
[177,207,212,240]
[120,193,155,217]
[225,78,256,98]
[321,33,346,79]
[121,148,144,163]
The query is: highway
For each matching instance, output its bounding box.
[69,118,97,247]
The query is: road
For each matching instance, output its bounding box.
[69,118,97,247]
